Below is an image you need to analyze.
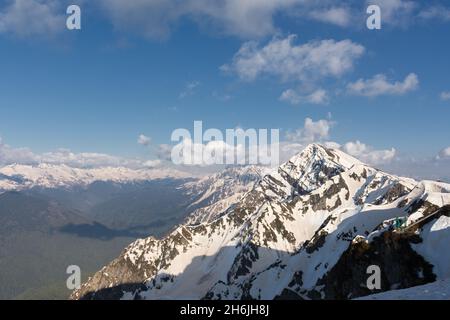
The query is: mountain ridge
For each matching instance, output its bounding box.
[70,144,450,300]
[0,163,192,191]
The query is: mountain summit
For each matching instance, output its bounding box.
[71,144,450,300]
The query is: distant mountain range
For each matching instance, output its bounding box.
[67,144,450,300]
[0,163,262,299]
[0,164,190,191]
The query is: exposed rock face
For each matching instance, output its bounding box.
[313,231,436,299]
[71,144,450,300]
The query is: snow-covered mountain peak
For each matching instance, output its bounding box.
[284,143,362,173]
[258,144,363,200]
[70,145,450,301]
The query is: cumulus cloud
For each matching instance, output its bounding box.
[323,141,341,150]
[221,35,365,83]
[440,91,450,101]
[280,88,329,105]
[286,118,334,143]
[171,138,235,166]
[0,0,65,38]
[143,159,162,168]
[0,137,37,164]
[287,125,398,167]
[342,140,396,165]
[436,147,450,160]
[169,127,282,167]
[347,73,419,97]
[308,7,352,27]
[0,136,151,169]
[308,89,329,104]
[279,139,397,168]
[280,89,302,105]
[137,134,151,146]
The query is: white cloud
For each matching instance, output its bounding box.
[279,139,397,168]
[143,159,162,168]
[286,118,334,143]
[342,140,396,165]
[0,0,65,38]
[308,89,329,104]
[283,118,397,167]
[309,7,352,27]
[179,81,200,98]
[323,141,341,150]
[347,73,419,97]
[440,91,450,101]
[0,136,152,169]
[0,137,37,165]
[222,35,365,83]
[436,147,450,160]
[170,139,268,167]
[137,134,151,146]
[280,88,329,105]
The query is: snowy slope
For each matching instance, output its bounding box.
[71,144,450,300]
[358,279,450,300]
[412,215,450,279]
[183,166,267,224]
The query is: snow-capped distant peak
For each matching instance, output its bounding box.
[183,165,267,224]
[0,163,191,191]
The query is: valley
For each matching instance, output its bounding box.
[0,165,260,299]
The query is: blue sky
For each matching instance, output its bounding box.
[0,0,449,179]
